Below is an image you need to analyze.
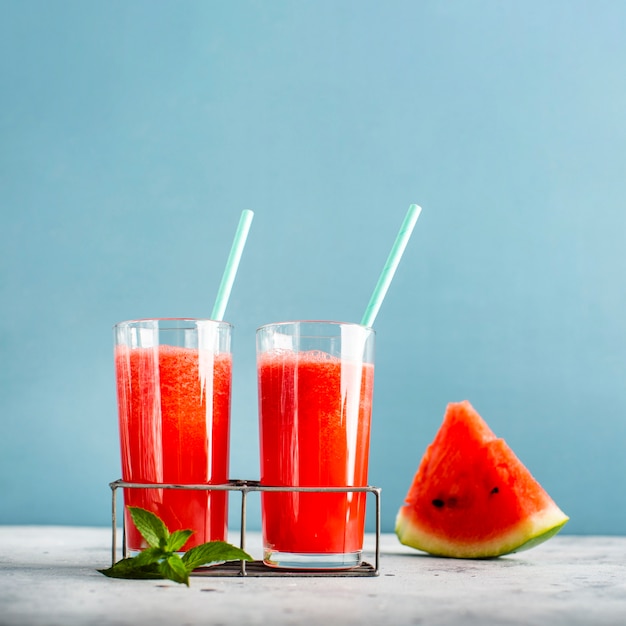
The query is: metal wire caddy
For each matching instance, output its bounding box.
[109,479,381,577]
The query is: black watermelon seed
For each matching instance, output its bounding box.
[432,499,445,508]
[491,487,499,494]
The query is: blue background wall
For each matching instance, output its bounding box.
[2,1,625,535]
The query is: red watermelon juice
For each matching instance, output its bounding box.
[257,321,375,569]
[114,319,232,552]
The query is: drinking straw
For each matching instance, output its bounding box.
[211,209,255,321]
[360,204,422,328]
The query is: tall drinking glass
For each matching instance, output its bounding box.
[257,321,375,569]
[114,318,232,552]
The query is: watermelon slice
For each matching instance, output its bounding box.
[395,401,569,558]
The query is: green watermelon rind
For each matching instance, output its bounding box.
[509,518,568,554]
[395,503,569,559]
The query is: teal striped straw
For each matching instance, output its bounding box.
[211,209,255,321]
[360,204,422,328]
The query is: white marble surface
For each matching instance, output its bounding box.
[1,526,625,625]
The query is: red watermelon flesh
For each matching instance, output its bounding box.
[395,401,569,558]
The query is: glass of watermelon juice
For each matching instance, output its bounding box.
[114,318,232,553]
[257,321,375,569]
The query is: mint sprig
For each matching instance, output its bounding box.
[99,506,253,586]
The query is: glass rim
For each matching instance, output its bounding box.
[256,320,374,334]
[113,317,233,330]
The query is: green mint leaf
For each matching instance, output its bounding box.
[131,547,166,568]
[98,557,162,580]
[166,529,194,553]
[159,554,190,586]
[128,506,170,548]
[182,541,253,572]
[98,509,252,586]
